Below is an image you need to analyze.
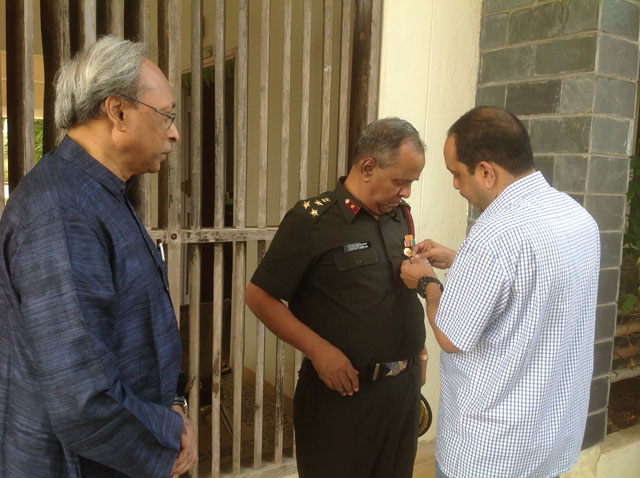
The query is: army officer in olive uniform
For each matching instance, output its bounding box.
[245,117,428,478]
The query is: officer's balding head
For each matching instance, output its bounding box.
[350,117,425,171]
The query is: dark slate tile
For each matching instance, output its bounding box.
[534,156,554,183]
[592,117,632,155]
[564,0,600,34]
[569,193,585,205]
[560,77,595,114]
[481,14,509,50]
[481,46,534,82]
[589,376,610,413]
[587,156,630,194]
[599,232,624,269]
[509,1,563,43]
[595,303,617,341]
[593,339,614,377]
[506,80,561,115]
[476,85,506,107]
[602,0,640,41]
[596,268,620,305]
[598,34,640,81]
[594,76,636,117]
[485,0,534,14]
[529,117,591,154]
[584,195,626,232]
[582,410,607,449]
[553,156,587,192]
[534,35,597,75]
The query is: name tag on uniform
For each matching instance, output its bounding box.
[343,242,370,253]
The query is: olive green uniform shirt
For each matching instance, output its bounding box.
[251,179,425,371]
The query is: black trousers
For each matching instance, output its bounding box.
[294,359,421,478]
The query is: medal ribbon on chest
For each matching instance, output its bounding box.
[403,235,415,257]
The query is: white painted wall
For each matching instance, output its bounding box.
[378,0,482,442]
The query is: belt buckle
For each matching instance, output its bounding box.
[371,360,408,381]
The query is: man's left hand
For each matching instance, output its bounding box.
[170,405,198,477]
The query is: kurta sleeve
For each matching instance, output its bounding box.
[11,207,182,478]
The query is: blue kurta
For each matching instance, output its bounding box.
[0,136,183,477]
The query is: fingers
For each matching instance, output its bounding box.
[170,409,198,476]
[312,345,359,396]
[171,449,189,476]
[337,366,360,396]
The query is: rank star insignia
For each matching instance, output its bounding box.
[314,200,323,206]
[322,197,330,202]
[302,201,310,209]
[310,209,319,217]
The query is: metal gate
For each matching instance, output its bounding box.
[1,1,381,476]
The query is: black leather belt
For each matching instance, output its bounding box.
[360,358,413,382]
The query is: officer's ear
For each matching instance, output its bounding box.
[360,157,377,182]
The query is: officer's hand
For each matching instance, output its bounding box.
[412,239,456,269]
[170,405,198,477]
[309,342,359,396]
[400,258,434,289]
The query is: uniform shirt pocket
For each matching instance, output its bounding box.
[333,247,379,271]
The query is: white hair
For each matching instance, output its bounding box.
[54,36,148,129]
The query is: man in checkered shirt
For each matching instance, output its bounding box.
[401,106,600,478]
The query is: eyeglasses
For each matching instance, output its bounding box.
[121,95,176,129]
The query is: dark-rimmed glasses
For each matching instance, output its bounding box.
[121,95,176,129]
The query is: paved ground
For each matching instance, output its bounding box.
[413,460,436,478]
[412,440,436,478]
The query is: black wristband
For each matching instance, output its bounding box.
[417,276,443,298]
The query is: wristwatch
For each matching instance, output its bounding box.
[417,276,443,298]
[172,395,188,415]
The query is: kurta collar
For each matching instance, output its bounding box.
[57,135,129,198]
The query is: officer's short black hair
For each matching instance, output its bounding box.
[448,106,534,175]
[351,117,425,170]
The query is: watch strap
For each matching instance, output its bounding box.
[417,276,443,298]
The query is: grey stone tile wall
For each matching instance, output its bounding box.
[598,34,639,80]
[601,0,640,40]
[481,14,509,49]
[594,77,636,117]
[505,80,562,115]
[564,0,600,34]
[560,77,595,114]
[477,0,639,450]
[481,46,534,82]
[595,303,618,340]
[587,156,630,194]
[534,35,597,74]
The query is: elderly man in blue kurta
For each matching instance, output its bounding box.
[0,37,197,477]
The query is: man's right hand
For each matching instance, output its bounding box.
[413,239,456,269]
[309,342,359,397]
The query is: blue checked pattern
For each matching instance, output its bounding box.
[434,172,600,478]
[0,137,183,477]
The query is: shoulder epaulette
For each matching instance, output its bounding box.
[296,193,336,220]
